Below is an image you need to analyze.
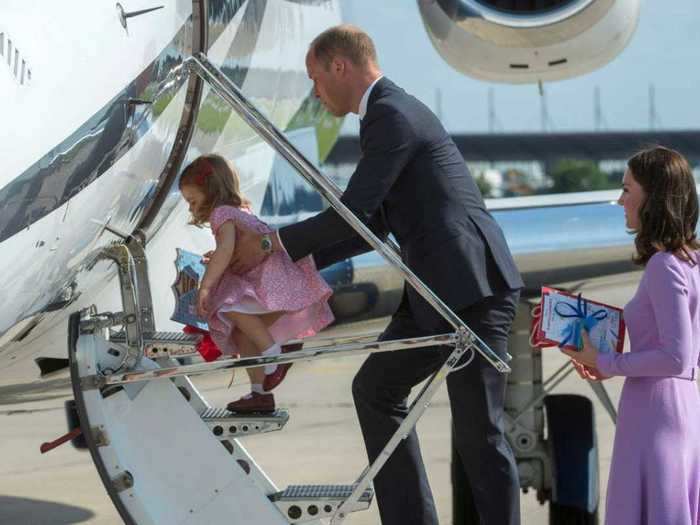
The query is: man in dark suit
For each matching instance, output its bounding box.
[232,25,523,525]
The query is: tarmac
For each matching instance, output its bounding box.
[2,269,694,525]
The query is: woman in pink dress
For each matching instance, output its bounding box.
[563,146,700,524]
[179,154,334,413]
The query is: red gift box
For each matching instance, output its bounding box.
[183,324,222,362]
[530,286,625,353]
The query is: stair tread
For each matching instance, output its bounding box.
[201,407,289,420]
[111,331,199,344]
[273,484,373,502]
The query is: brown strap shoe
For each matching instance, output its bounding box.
[263,342,304,392]
[226,392,275,414]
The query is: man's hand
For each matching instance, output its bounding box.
[230,225,268,274]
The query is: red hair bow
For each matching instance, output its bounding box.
[194,159,214,186]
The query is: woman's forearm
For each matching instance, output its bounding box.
[597,347,687,377]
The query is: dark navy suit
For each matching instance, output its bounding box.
[280,78,523,525]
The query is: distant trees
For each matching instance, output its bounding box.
[470,159,622,199]
[475,174,493,198]
[547,159,619,194]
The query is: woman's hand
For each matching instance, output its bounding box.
[197,287,211,317]
[201,251,214,265]
[572,360,594,379]
[561,329,601,370]
[571,360,610,381]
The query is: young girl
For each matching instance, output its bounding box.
[179,154,334,413]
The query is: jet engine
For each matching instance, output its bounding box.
[417,0,641,83]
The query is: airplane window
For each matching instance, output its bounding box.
[20,60,25,84]
[14,49,19,76]
[0,33,4,57]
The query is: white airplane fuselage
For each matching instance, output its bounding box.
[0,0,343,386]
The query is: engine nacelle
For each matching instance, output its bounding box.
[417,0,641,83]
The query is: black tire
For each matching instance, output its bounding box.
[550,502,599,525]
[545,394,600,525]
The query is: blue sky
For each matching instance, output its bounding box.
[341,1,700,134]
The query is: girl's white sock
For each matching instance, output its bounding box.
[262,343,281,374]
[251,383,264,395]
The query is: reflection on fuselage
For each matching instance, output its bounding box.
[0,0,343,338]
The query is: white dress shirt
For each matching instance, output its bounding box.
[358,76,383,120]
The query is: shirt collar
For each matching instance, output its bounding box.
[358,76,383,120]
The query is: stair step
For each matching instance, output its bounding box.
[109,331,305,360]
[201,408,289,438]
[270,484,373,523]
[110,331,200,359]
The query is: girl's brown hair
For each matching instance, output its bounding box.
[628,146,699,265]
[178,154,250,226]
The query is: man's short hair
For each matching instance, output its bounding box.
[310,24,378,69]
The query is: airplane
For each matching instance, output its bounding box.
[0,1,643,523]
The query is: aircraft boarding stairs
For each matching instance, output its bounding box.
[69,241,488,525]
[105,323,373,520]
[72,304,378,524]
[66,53,513,524]
[110,328,293,440]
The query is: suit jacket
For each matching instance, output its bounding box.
[280,77,523,329]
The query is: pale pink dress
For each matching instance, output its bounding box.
[206,205,334,355]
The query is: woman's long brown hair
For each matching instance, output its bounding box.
[628,146,699,265]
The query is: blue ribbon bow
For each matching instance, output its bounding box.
[554,293,608,350]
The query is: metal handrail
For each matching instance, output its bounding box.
[96,332,458,387]
[184,53,510,374]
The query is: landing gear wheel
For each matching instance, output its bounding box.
[550,502,598,525]
[545,394,600,525]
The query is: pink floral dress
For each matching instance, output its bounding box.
[206,205,334,355]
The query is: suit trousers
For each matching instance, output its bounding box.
[352,289,521,525]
